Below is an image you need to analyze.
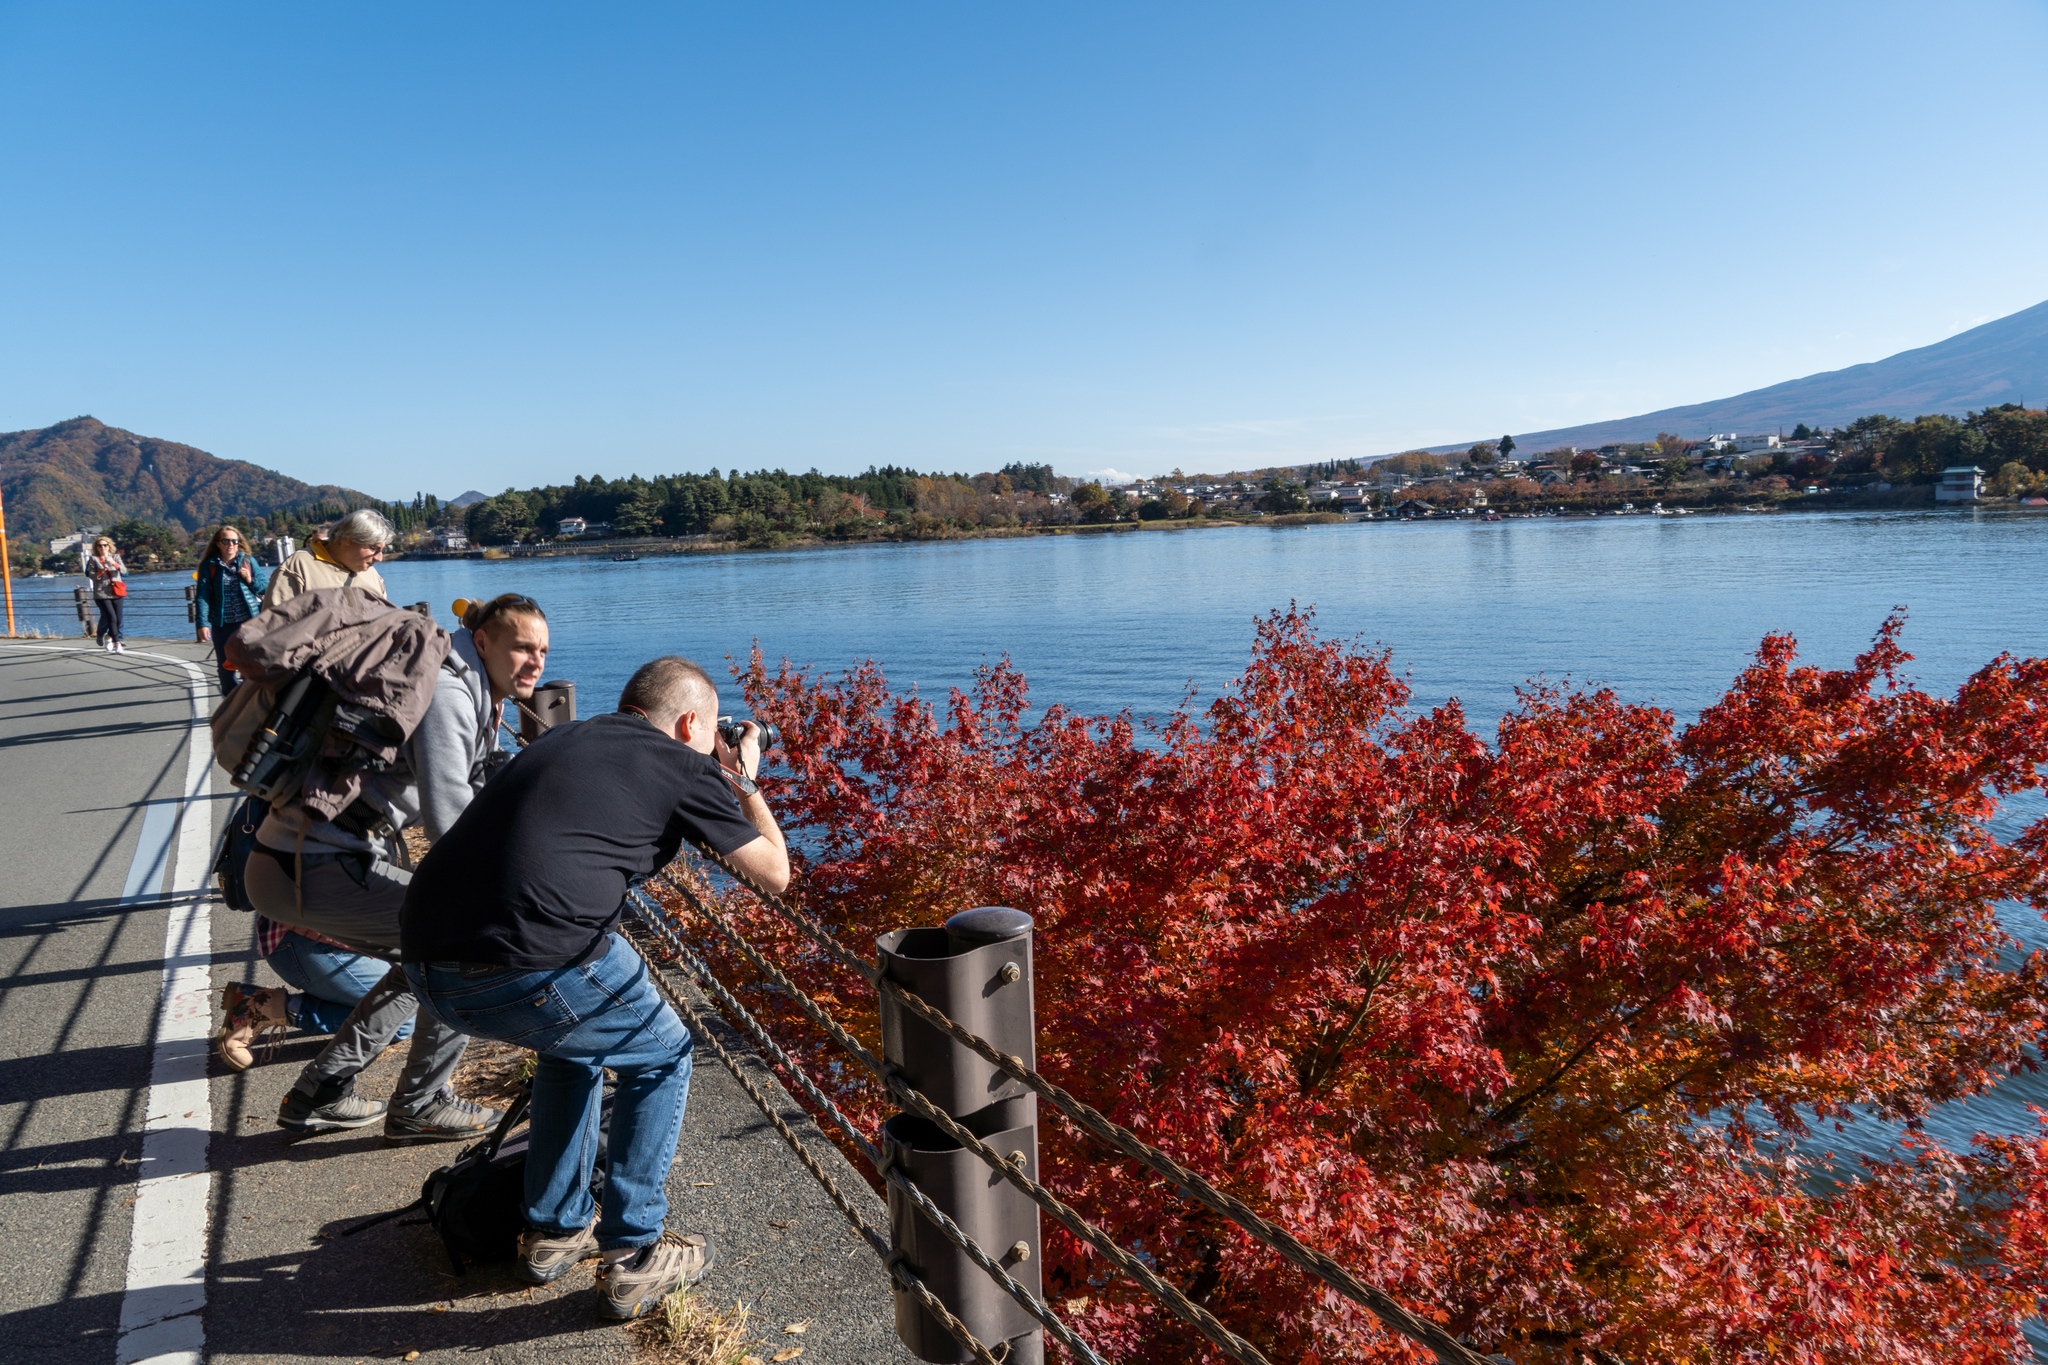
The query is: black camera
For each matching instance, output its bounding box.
[716,717,780,754]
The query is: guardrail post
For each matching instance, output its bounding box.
[878,907,1043,1365]
[184,582,200,640]
[518,679,576,742]
[72,584,91,635]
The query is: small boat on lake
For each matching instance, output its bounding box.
[611,552,640,562]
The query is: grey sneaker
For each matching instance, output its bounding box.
[277,1078,387,1132]
[597,1233,717,1319]
[384,1086,501,1146]
[517,1222,599,1284]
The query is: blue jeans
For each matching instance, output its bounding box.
[407,934,693,1251]
[265,930,414,1040]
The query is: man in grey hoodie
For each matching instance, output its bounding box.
[239,594,551,1142]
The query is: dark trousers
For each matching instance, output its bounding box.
[212,619,245,693]
[94,597,123,644]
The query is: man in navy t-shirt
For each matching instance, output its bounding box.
[403,654,788,1319]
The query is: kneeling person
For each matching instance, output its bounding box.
[245,593,550,1141]
[402,656,788,1318]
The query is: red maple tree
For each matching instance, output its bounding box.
[659,609,2048,1363]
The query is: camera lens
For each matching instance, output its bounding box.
[719,720,778,754]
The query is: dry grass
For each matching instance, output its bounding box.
[450,1035,537,1109]
[629,1288,764,1365]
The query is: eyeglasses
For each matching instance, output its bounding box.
[220,537,242,544]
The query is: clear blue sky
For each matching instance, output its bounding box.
[3,2,2046,496]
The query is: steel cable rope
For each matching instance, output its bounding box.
[654,867,1275,1365]
[630,890,1106,1365]
[620,896,1005,1365]
[883,1164,1113,1365]
[628,888,1118,1365]
[628,887,883,1166]
[684,843,1498,1365]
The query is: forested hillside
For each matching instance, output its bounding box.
[0,416,380,546]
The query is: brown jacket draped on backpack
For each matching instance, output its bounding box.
[224,587,452,820]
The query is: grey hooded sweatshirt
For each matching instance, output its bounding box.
[258,628,501,858]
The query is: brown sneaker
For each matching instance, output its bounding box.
[517,1221,599,1284]
[596,1233,716,1319]
[217,982,289,1071]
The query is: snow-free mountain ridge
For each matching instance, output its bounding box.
[1435,298,2048,456]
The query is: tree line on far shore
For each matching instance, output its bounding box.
[23,492,463,573]
[27,404,2046,572]
[460,461,1076,548]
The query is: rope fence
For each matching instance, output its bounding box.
[624,890,1008,1365]
[630,845,1505,1365]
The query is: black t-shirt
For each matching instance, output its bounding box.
[401,711,763,969]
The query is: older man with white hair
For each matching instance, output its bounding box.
[263,507,393,606]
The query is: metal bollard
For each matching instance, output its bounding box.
[409,601,432,618]
[184,583,200,639]
[879,907,1043,1365]
[518,679,576,743]
[72,584,91,635]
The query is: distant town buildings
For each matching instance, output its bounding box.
[47,526,103,556]
[557,517,587,536]
[1702,433,1783,454]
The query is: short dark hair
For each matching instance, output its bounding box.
[620,656,717,731]
[463,593,546,634]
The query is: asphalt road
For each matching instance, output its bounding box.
[0,637,912,1365]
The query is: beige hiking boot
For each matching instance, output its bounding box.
[216,982,290,1071]
[516,1221,599,1284]
[596,1232,717,1319]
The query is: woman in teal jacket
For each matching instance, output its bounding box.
[197,526,269,693]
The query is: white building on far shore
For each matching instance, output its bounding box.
[1935,465,1984,502]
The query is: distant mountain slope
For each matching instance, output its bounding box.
[0,416,383,546]
[447,490,487,507]
[1436,298,2048,454]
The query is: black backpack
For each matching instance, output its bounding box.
[213,794,270,914]
[341,1085,610,1275]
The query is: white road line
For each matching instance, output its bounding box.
[120,800,180,903]
[81,649,218,1365]
[5,644,221,1365]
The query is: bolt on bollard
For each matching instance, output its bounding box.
[517,679,576,743]
[878,907,1043,1365]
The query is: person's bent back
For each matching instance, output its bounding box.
[402,654,786,1319]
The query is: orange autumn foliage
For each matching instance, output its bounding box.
[667,610,2048,1363]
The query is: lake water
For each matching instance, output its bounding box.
[16,508,2048,1172]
